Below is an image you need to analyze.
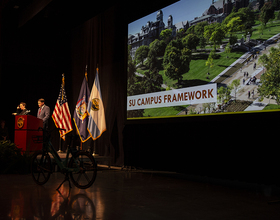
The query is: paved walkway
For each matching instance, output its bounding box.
[181,34,280,115]
[224,43,278,111]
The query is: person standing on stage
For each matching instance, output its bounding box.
[37,98,50,129]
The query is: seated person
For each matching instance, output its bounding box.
[0,119,9,141]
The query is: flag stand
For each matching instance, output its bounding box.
[92,141,96,156]
[58,137,62,153]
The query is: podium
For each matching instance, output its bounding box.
[14,115,43,153]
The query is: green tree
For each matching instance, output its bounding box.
[176,29,186,39]
[146,39,167,71]
[149,39,166,57]
[229,79,240,101]
[258,23,266,35]
[204,23,217,43]
[194,21,208,36]
[209,24,225,50]
[186,25,195,35]
[276,11,280,21]
[182,33,199,51]
[204,23,225,49]
[195,21,208,49]
[225,43,231,58]
[163,39,192,85]
[226,16,244,36]
[142,68,163,93]
[217,86,231,105]
[127,45,144,96]
[272,0,280,10]
[135,45,149,65]
[147,48,158,70]
[160,29,172,43]
[222,7,255,43]
[239,7,255,34]
[206,49,215,75]
[127,46,145,118]
[127,45,136,79]
[229,35,238,46]
[259,2,275,27]
[258,45,280,105]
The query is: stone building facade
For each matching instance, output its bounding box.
[128,0,249,59]
[190,0,249,26]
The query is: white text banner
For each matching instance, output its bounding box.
[127,83,217,111]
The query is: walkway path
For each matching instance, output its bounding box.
[179,33,280,115]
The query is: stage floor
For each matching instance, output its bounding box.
[0,170,280,219]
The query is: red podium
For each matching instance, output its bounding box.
[14,115,43,153]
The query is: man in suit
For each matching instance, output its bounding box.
[37,98,50,129]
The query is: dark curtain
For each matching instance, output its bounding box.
[70,7,126,166]
[0,4,126,166]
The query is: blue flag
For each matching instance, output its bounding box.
[87,69,106,140]
[73,75,91,142]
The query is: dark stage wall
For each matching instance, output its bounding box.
[70,7,127,165]
[1,1,280,185]
[124,111,280,185]
[0,4,127,166]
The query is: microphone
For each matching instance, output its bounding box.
[22,110,31,115]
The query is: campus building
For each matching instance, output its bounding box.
[128,0,249,59]
[128,9,190,59]
[190,0,249,26]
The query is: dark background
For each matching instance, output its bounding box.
[0,0,279,185]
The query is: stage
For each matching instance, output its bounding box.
[0,170,280,219]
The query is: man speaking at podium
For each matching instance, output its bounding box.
[37,98,50,129]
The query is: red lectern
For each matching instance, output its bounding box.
[14,115,43,153]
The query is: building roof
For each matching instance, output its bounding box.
[203,0,224,16]
[213,0,224,10]
[174,21,188,30]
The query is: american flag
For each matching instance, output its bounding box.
[52,77,73,139]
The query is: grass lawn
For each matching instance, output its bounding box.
[143,105,188,117]
[235,20,280,41]
[263,104,280,110]
[159,50,244,89]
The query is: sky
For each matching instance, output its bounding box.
[128,0,213,36]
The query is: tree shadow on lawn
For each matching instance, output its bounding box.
[191,53,209,60]
[218,63,240,68]
[177,79,209,88]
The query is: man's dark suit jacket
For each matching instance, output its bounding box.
[37,105,50,129]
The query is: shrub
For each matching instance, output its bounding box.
[0,140,31,174]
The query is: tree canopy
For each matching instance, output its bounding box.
[258,44,280,105]
[163,38,192,84]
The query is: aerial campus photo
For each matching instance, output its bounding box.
[127,0,280,119]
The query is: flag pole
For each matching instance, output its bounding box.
[85,65,88,82]
[58,73,64,153]
[81,66,87,151]
[93,64,99,156]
